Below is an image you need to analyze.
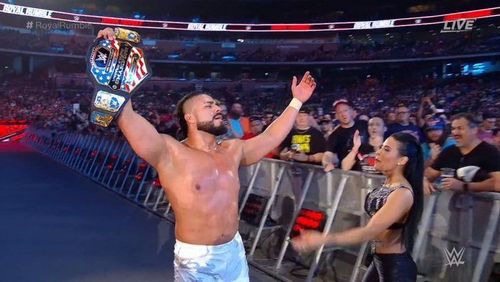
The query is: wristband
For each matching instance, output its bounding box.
[289,98,303,110]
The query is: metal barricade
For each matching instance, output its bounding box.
[238,159,386,281]
[413,190,500,282]
[24,129,499,282]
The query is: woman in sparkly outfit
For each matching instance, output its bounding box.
[292,132,423,282]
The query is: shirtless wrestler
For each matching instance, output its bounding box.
[96,27,316,282]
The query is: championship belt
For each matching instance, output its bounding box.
[86,28,151,127]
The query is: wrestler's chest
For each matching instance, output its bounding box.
[189,161,239,187]
[168,153,239,185]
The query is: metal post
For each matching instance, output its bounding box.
[464,194,474,276]
[64,134,80,165]
[306,174,349,282]
[118,155,137,193]
[412,192,439,261]
[53,134,68,160]
[135,165,152,202]
[74,135,92,170]
[126,163,143,197]
[47,133,58,157]
[85,137,105,175]
[143,182,155,206]
[153,189,165,211]
[89,138,109,177]
[472,199,500,282]
[100,141,123,183]
[80,137,98,172]
[94,139,116,180]
[61,133,72,164]
[239,162,262,215]
[105,142,127,187]
[248,165,286,257]
[349,241,370,282]
[111,147,132,190]
[163,203,172,217]
[275,169,315,270]
[56,134,69,160]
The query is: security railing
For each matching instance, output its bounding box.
[23,128,499,282]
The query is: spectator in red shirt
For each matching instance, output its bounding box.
[242,116,278,158]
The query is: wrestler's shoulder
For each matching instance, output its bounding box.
[158,134,187,154]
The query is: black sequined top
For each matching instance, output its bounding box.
[364,184,413,229]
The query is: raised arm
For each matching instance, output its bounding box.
[117,101,168,167]
[416,96,427,128]
[240,72,316,166]
[341,130,361,171]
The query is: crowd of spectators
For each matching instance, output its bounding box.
[1,71,498,147]
[1,23,499,62]
[2,72,498,124]
[1,69,498,195]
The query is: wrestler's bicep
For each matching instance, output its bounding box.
[117,101,167,166]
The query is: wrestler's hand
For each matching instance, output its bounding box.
[291,230,326,253]
[291,71,316,103]
[96,27,116,40]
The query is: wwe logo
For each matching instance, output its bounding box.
[96,51,108,64]
[443,247,465,267]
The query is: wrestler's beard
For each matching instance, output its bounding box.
[197,120,228,136]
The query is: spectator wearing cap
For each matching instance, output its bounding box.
[385,104,424,142]
[280,107,325,164]
[318,115,334,140]
[421,116,456,168]
[478,113,496,145]
[424,113,500,194]
[322,99,368,172]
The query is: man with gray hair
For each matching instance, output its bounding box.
[425,113,499,194]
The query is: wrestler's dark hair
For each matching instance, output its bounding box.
[390,132,424,252]
[174,91,207,140]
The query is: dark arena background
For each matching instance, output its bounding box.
[0,0,499,281]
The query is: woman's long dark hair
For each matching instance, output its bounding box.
[390,132,424,252]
